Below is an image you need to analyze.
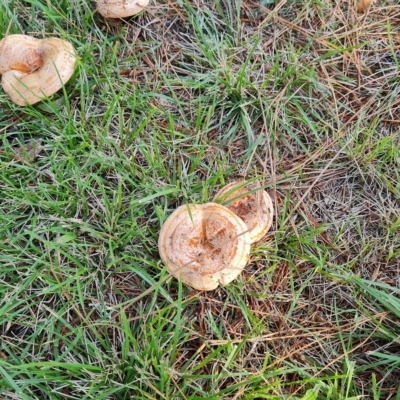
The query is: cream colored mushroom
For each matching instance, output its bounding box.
[213,181,274,244]
[0,35,76,106]
[96,0,149,18]
[158,203,251,291]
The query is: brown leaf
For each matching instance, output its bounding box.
[14,138,43,161]
[356,0,374,13]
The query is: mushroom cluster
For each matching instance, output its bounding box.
[0,35,76,106]
[158,181,274,291]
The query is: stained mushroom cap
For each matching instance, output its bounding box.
[96,0,149,18]
[158,203,251,291]
[0,35,76,106]
[213,181,274,244]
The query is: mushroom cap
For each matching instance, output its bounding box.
[213,181,274,244]
[96,0,149,18]
[0,35,76,106]
[158,203,251,291]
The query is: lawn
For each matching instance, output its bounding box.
[0,0,399,399]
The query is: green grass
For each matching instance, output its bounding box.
[1,0,400,399]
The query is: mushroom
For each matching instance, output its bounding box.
[0,35,76,106]
[213,181,274,244]
[96,0,149,18]
[158,203,251,291]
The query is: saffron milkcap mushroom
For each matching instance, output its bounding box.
[158,203,251,291]
[96,0,149,18]
[0,34,76,106]
[213,181,274,244]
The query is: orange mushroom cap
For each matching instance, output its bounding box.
[0,35,76,106]
[213,181,274,243]
[158,203,251,291]
[96,0,149,18]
